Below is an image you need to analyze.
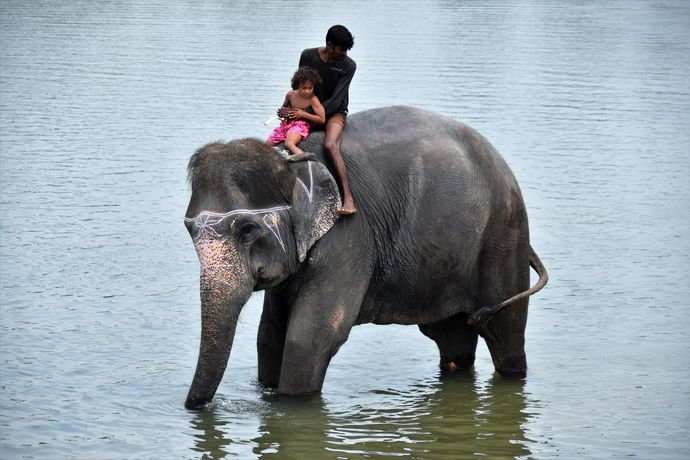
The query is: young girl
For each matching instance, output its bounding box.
[267,66,326,155]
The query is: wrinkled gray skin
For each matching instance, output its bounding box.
[184,106,547,409]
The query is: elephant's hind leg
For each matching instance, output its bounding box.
[480,297,528,377]
[419,313,478,372]
[258,290,289,388]
[478,245,530,377]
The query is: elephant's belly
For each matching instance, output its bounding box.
[358,284,476,326]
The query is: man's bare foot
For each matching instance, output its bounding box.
[337,203,357,216]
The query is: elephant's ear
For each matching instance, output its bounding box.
[287,159,341,262]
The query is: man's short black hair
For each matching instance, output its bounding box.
[326,25,354,50]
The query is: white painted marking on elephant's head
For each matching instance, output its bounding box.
[296,161,314,203]
[186,207,292,292]
[186,162,317,267]
[185,206,291,251]
[262,212,286,252]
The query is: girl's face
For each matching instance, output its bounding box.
[297,81,315,98]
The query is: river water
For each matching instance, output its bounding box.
[1,1,688,459]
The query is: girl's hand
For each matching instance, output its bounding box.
[291,108,304,120]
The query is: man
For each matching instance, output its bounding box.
[279,25,357,215]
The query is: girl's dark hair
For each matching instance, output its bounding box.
[291,66,322,90]
[326,25,354,50]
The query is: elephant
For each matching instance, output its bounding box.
[183,105,548,409]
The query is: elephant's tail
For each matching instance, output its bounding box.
[468,245,549,329]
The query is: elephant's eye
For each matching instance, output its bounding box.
[238,221,262,244]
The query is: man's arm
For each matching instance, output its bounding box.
[281,92,291,108]
[276,92,293,119]
[321,61,356,115]
[298,50,306,68]
[305,96,326,125]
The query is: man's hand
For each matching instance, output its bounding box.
[291,108,307,120]
[277,107,294,120]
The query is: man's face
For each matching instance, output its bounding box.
[326,42,348,62]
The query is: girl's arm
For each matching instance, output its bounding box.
[293,96,326,125]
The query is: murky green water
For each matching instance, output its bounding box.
[1,1,689,458]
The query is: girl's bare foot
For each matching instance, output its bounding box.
[286,152,316,162]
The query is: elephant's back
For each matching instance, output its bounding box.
[342,106,521,207]
[302,105,526,239]
[301,106,513,184]
[347,106,516,185]
[325,106,528,324]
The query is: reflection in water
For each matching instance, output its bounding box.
[253,395,332,459]
[190,409,233,459]
[190,373,534,459]
[325,374,533,459]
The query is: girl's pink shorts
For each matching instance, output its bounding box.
[266,119,311,144]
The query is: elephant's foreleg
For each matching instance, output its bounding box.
[419,312,478,372]
[277,276,369,396]
[257,290,290,388]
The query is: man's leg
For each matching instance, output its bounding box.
[324,114,356,215]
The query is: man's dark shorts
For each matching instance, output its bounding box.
[311,112,346,131]
[328,112,347,127]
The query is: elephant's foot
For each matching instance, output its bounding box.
[493,352,527,378]
[257,369,281,389]
[419,313,479,374]
[440,353,475,373]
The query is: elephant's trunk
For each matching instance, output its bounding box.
[185,300,240,409]
[185,237,253,410]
